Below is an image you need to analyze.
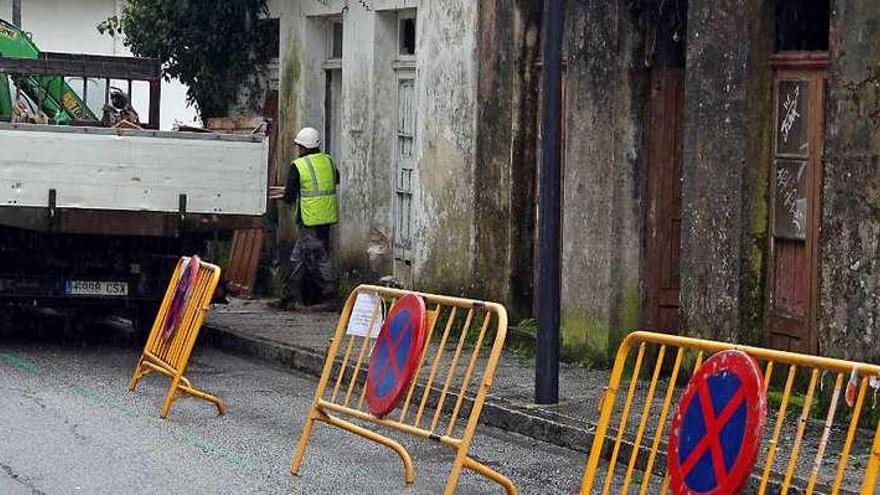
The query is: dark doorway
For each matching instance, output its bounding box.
[643,69,684,334]
[642,0,687,334]
[765,1,830,354]
[766,56,827,354]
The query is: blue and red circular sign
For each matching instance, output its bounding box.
[365,294,427,418]
[668,350,768,495]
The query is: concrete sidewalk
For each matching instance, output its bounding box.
[200,298,865,494]
[203,297,610,454]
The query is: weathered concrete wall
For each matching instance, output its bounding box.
[365,10,399,280]
[337,5,378,282]
[560,0,644,363]
[276,0,496,298]
[474,0,542,316]
[819,1,880,361]
[274,1,311,248]
[680,0,773,344]
[408,1,480,295]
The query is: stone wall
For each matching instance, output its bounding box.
[680,0,773,345]
[559,0,644,363]
[474,0,542,317]
[275,0,528,304]
[819,0,880,361]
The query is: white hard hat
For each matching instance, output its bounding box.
[294,127,321,148]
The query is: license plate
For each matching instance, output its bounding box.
[65,280,129,297]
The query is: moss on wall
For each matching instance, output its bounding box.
[612,280,641,354]
[276,42,301,247]
[562,309,611,367]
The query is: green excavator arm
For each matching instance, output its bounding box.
[0,18,97,124]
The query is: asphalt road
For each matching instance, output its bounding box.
[0,335,594,494]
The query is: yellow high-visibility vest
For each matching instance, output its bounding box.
[293,153,338,226]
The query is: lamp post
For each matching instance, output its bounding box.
[535,0,565,405]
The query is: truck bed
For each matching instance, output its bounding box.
[0,123,268,217]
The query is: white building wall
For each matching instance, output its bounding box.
[2,0,199,130]
[276,0,479,292]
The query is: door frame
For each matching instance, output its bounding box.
[641,67,685,335]
[765,52,828,353]
[392,66,416,285]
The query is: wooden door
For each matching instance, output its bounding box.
[643,69,684,334]
[767,53,827,354]
[393,69,417,285]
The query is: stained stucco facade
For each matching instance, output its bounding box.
[274,0,880,364]
[274,0,537,311]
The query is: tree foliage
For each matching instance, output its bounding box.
[98,0,272,120]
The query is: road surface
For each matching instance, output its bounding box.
[0,338,593,494]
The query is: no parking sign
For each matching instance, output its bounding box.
[365,294,427,418]
[668,350,768,495]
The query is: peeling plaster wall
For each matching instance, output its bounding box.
[336,6,377,281]
[410,0,480,295]
[560,1,644,363]
[474,0,542,315]
[680,0,773,344]
[277,0,483,296]
[819,1,880,361]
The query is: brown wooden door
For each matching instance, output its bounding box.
[643,68,684,334]
[767,53,827,354]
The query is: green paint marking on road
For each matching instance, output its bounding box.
[70,384,139,417]
[0,351,39,372]
[70,386,252,469]
[170,427,254,469]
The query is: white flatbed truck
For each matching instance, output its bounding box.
[0,50,269,333]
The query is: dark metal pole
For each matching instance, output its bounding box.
[535,0,564,405]
[12,0,21,27]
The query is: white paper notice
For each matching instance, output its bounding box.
[345,292,383,337]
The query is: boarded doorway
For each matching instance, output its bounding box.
[392,10,417,286]
[643,68,685,334]
[766,53,827,354]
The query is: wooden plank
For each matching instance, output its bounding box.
[226,228,265,296]
[205,116,266,132]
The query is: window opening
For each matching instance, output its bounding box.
[775,0,830,52]
[258,18,280,60]
[399,14,416,56]
[331,21,344,59]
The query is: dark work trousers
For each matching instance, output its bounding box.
[282,226,335,307]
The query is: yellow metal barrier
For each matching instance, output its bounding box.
[129,257,225,418]
[290,285,515,494]
[580,331,880,494]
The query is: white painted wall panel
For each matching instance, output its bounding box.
[0,127,268,215]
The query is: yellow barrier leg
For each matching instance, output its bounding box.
[178,382,226,415]
[159,375,182,419]
[461,456,517,495]
[128,358,149,391]
[863,420,880,493]
[314,409,416,485]
[290,408,320,476]
[444,453,466,495]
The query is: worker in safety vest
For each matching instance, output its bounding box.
[269,127,339,310]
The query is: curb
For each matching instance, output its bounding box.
[201,323,840,494]
[201,323,595,453]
